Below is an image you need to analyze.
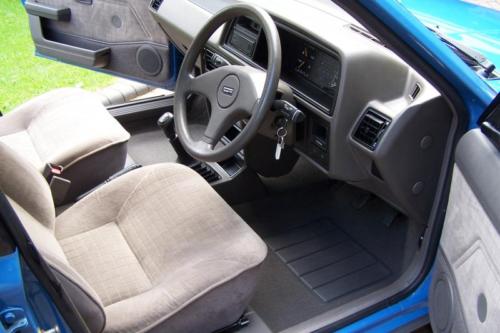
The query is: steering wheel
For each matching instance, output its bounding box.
[174,4,281,162]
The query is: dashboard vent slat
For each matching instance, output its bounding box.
[353,109,391,150]
[410,83,421,101]
[150,0,164,11]
[203,48,229,71]
[204,49,216,71]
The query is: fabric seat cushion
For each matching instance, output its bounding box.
[56,163,267,332]
[0,143,106,333]
[0,88,130,170]
[0,88,131,203]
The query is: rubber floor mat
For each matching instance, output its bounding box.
[265,217,391,302]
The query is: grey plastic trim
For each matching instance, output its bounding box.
[25,1,71,21]
[108,95,174,121]
[28,15,110,67]
[455,129,500,230]
[188,0,235,13]
[481,122,500,150]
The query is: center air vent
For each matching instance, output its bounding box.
[353,109,391,150]
[204,49,229,71]
[150,0,164,11]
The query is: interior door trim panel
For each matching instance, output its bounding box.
[27,0,173,85]
[25,1,71,21]
[455,129,500,228]
[28,15,111,68]
[430,129,500,333]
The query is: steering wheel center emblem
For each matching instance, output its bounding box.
[217,74,240,108]
[222,86,234,96]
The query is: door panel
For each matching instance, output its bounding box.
[25,0,174,86]
[429,127,500,332]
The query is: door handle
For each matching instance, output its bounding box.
[27,15,111,68]
[25,2,71,21]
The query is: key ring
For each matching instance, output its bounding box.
[277,127,288,138]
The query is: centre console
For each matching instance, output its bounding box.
[295,108,330,170]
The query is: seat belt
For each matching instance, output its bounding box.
[42,164,71,205]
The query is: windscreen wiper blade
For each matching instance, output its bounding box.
[429,27,496,77]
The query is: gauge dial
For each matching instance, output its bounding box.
[295,45,316,77]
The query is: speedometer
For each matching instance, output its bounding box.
[295,45,316,77]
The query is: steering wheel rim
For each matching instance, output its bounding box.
[174,4,282,162]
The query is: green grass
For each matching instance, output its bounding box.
[0,0,115,114]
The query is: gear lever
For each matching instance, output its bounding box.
[157,112,195,165]
[158,112,176,140]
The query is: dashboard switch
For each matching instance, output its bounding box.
[272,100,306,123]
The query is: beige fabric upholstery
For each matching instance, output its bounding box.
[0,141,55,228]
[0,143,106,333]
[0,88,130,170]
[56,164,267,332]
[0,88,130,203]
[0,142,267,333]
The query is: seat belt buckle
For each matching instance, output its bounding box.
[43,163,71,205]
[43,163,64,182]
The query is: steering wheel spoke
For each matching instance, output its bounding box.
[201,105,232,145]
[186,70,223,99]
[230,67,267,116]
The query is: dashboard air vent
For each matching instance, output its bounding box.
[410,83,421,101]
[354,109,391,150]
[204,49,216,71]
[203,48,229,71]
[150,0,164,11]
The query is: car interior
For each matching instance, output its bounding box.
[0,0,467,332]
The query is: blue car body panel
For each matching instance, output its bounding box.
[400,0,500,67]
[2,0,499,332]
[0,250,70,333]
[336,276,430,333]
[400,0,500,92]
[0,251,37,333]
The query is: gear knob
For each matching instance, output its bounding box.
[158,112,176,141]
[157,112,194,165]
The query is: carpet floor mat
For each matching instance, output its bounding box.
[233,183,422,331]
[266,217,391,303]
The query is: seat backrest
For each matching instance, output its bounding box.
[0,142,105,333]
[0,142,55,229]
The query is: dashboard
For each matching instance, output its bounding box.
[151,0,454,224]
[225,16,340,112]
